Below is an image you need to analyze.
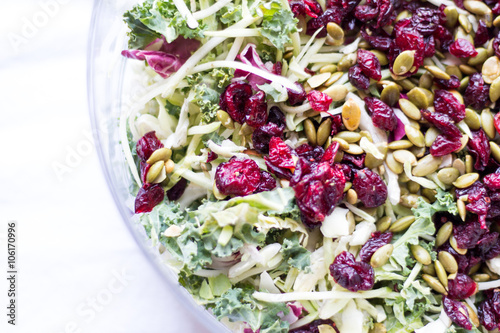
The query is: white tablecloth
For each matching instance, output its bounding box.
[0,2,210,332]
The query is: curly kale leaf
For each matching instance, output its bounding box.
[260,1,298,50]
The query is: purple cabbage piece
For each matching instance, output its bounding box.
[122,36,200,78]
[233,43,275,90]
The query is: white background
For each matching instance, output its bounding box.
[0,1,210,332]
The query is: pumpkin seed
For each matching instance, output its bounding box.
[324,72,345,88]
[393,149,417,166]
[450,235,467,255]
[240,123,254,136]
[453,173,480,188]
[369,323,387,333]
[344,181,352,192]
[459,64,477,75]
[376,216,392,233]
[398,99,421,120]
[452,158,466,175]
[419,72,434,90]
[359,130,373,143]
[147,147,172,165]
[346,189,358,205]
[389,215,416,232]
[386,152,404,174]
[465,155,473,174]
[424,127,440,147]
[458,198,467,221]
[388,140,413,150]
[327,22,344,41]
[304,119,317,146]
[317,118,332,146]
[459,76,470,91]
[320,64,337,74]
[438,251,458,274]
[425,65,450,80]
[307,72,332,88]
[399,79,416,91]
[436,222,453,247]
[336,131,361,143]
[411,146,426,158]
[334,150,344,163]
[482,56,500,83]
[164,159,175,174]
[483,266,500,280]
[365,152,385,169]
[217,110,234,129]
[331,137,350,150]
[464,302,480,327]
[345,143,364,155]
[446,65,463,80]
[437,167,461,185]
[464,108,481,130]
[342,99,361,131]
[407,180,420,194]
[393,50,416,76]
[413,155,443,177]
[146,160,166,183]
[458,13,472,33]
[411,245,432,265]
[395,9,411,21]
[371,244,394,268]
[472,274,491,282]
[423,264,436,276]
[407,87,430,109]
[490,141,500,163]
[422,274,447,294]
[370,50,389,66]
[401,194,428,208]
[435,260,449,289]
[494,15,500,28]
[323,82,349,102]
[464,0,493,15]
[318,324,338,333]
[405,125,425,148]
[338,53,357,72]
[381,83,400,106]
[482,109,496,139]
[468,48,489,67]
[422,188,437,203]
[444,6,458,29]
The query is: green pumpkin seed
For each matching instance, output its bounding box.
[468,48,489,67]
[381,83,400,106]
[464,0,493,15]
[422,274,447,294]
[483,266,500,280]
[337,53,357,72]
[435,260,449,289]
[146,160,166,183]
[418,72,434,90]
[422,188,437,203]
[317,118,332,147]
[399,79,416,91]
[444,6,458,29]
[331,137,350,150]
[437,167,461,185]
[465,155,473,174]
[405,125,425,148]
[401,194,428,208]
[490,142,500,163]
[393,149,417,166]
[164,159,175,174]
[323,83,348,101]
[240,123,254,136]
[457,199,467,221]
[436,222,453,247]
[336,131,361,143]
[304,119,317,146]
[389,215,416,233]
[345,143,364,155]
[324,72,345,88]
[464,108,481,130]
[365,153,384,169]
[482,109,496,139]
[376,216,392,233]
[410,146,426,158]
[422,264,436,276]
[346,189,358,205]
[450,235,467,255]
[217,110,234,129]
[359,130,373,143]
[370,50,389,66]
[386,152,404,174]
[407,87,430,109]
[464,303,480,327]
[326,22,344,41]
[459,64,477,75]
[482,56,500,83]
[398,99,421,120]
[371,244,394,268]
[146,147,172,165]
[393,50,416,76]
[472,274,491,282]
[425,127,440,147]
[395,9,411,21]
[425,65,450,80]
[458,13,472,33]
[388,140,413,150]
[494,15,500,28]
[413,154,443,177]
[308,72,331,88]
[411,245,432,265]
[407,180,420,194]
[453,173,480,188]
[446,65,463,80]
[459,76,470,91]
[342,99,361,131]
[452,158,466,175]
[369,323,387,333]
[320,64,337,74]
[334,150,344,163]
[438,251,458,274]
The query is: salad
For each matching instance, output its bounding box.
[119,0,500,332]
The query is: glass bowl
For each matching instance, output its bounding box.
[87,1,231,332]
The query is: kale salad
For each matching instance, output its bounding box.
[119,0,500,331]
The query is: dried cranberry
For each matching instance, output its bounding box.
[468,129,491,171]
[295,143,325,162]
[422,35,436,58]
[494,112,500,136]
[411,7,439,36]
[353,168,388,207]
[449,38,478,58]
[140,161,151,183]
[494,34,500,59]
[359,231,393,263]
[456,181,490,229]
[252,123,284,154]
[207,151,218,163]
[220,82,252,124]
[166,178,188,201]
[360,27,391,51]
[391,28,425,74]
[453,0,465,9]
[464,73,490,110]
[289,0,323,18]
[338,163,353,181]
[244,91,268,127]
[268,137,295,169]
[475,232,500,260]
[265,156,293,180]
[364,97,397,131]
[484,173,500,190]
[290,319,339,333]
[433,25,454,51]
[443,296,472,330]
[330,251,375,292]
[355,0,394,29]
[357,49,382,81]
[447,273,478,300]
[348,65,370,90]
[474,20,490,46]
[267,106,286,132]
[136,131,164,162]
[306,8,342,37]
[291,158,345,227]
[215,158,261,196]
[255,170,277,193]
[330,115,343,135]
[342,153,366,169]
[307,90,333,112]
[452,218,487,249]
[429,134,462,157]
[433,90,465,122]
[478,297,500,330]
[135,183,165,213]
[420,109,462,141]
[288,83,307,106]
[434,75,461,90]
[320,141,339,165]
